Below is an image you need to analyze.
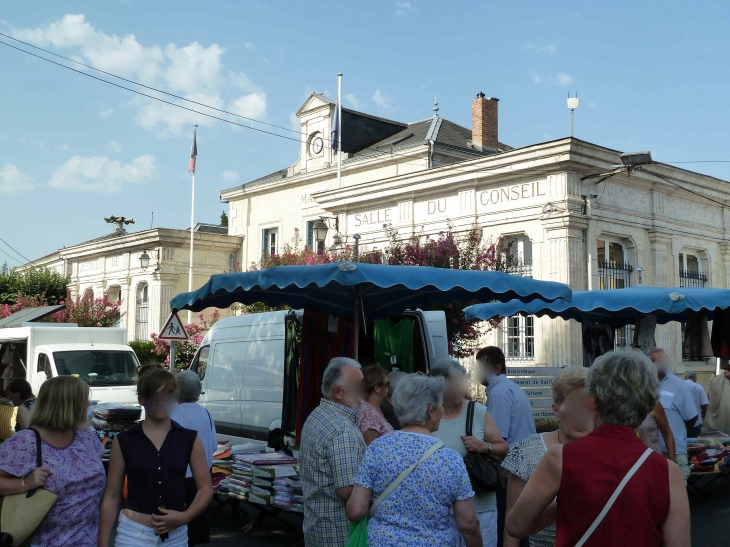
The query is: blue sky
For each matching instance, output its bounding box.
[1,1,730,263]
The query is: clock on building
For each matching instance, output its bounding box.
[309,134,324,155]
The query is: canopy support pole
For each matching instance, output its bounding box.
[354,297,359,362]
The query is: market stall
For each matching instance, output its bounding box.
[169,262,572,535]
[465,286,730,365]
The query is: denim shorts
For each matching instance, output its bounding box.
[114,511,188,547]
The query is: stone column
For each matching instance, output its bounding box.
[541,214,589,367]
[149,275,177,337]
[649,231,673,350]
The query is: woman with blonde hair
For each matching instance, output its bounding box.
[98,368,213,547]
[502,367,594,547]
[0,376,106,547]
[358,365,395,445]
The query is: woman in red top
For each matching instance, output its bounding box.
[506,350,690,547]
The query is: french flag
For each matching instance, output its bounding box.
[188,126,197,173]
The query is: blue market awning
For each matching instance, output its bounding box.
[464,286,730,327]
[171,262,572,318]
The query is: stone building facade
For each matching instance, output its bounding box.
[26,220,242,342]
[222,91,730,377]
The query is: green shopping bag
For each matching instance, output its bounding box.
[346,518,368,547]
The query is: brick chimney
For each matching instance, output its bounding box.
[471,92,499,151]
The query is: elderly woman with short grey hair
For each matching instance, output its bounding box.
[347,373,483,547]
[430,358,508,547]
[171,370,217,546]
[507,351,690,547]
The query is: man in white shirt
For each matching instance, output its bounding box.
[684,371,709,438]
[649,348,697,481]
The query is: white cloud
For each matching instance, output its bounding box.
[589,101,598,108]
[526,43,557,55]
[228,92,267,120]
[222,170,239,184]
[344,93,363,109]
[243,41,255,50]
[0,164,35,193]
[395,1,413,15]
[557,73,573,85]
[48,155,157,192]
[532,74,543,84]
[107,140,123,153]
[373,89,392,109]
[289,111,300,132]
[9,14,267,137]
[60,144,69,151]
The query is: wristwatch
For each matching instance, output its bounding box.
[486,442,492,454]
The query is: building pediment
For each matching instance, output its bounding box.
[296,93,335,117]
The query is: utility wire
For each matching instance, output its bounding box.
[0,246,22,266]
[0,31,305,137]
[0,236,32,263]
[0,35,460,169]
[639,168,730,209]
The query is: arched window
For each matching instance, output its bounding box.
[135,283,149,340]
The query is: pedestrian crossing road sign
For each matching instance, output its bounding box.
[158,312,189,341]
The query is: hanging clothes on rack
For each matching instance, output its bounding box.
[683,309,713,361]
[374,318,414,373]
[711,308,730,360]
[282,313,302,438]
[296,307,355,443]
[582,321,614,368]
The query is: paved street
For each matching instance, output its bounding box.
[192,479,730,546]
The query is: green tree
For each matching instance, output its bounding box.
[0,263,69,305]
[220,211,229,227]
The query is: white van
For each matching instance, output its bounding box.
[188,309,448,445]
[0,325,140,405]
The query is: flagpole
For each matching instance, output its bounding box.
[337,73,342,189]
[188,125,197,324]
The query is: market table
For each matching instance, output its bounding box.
[687,431,730,500]
[212,492,304,544]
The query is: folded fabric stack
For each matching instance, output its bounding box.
[215,444,302,511]
[90,403,141,460]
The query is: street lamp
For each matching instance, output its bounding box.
[619,151,653,168]
[567,92,579,137]
[139,249,159,272]
[313,219,329,245]
[636,266,644,286]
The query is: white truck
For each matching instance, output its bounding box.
[0,324,140,404]
[187,309,449,445]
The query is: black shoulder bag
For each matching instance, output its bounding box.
[463,401,508,492]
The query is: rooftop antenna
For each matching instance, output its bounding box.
[151,212,154,230]
[433,94,439,116]
[567,92,579,137]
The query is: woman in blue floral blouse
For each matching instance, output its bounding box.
[347,373,483,547]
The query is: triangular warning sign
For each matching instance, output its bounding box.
[158,312,189,341]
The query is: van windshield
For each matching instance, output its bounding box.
[53,350,138,386]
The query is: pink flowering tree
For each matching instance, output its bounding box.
[150,309,221,371]
[0,290,122,327]
[245,224,519,358]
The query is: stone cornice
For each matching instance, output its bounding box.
[311,138,730,213]
[33,229,242,265]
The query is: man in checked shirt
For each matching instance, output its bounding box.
[301,358,366,547]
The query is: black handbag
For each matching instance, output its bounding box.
[463,401,508,492]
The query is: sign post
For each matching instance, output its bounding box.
[158,312,189,370]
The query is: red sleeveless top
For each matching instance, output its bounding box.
[556,424,670,547]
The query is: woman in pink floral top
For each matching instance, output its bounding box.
[0,376,106,547]
[358,365,395,445]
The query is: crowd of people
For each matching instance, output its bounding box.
[0,364,215,547]
[0,340,712,547]
[301,346,695,547]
